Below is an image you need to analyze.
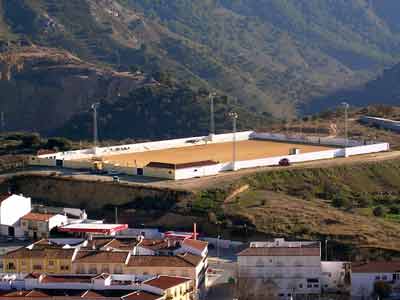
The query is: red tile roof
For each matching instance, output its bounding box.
[139,239,180,251]
[21,212,55,222]
[127,253,201,268]
[104,238,140,251]
[122,291,163,300]
[41,274,97,283]
[4,247,74,260]
[182,239,208,252]
[146,160,218,170]
[352,261,400,273]
[238,246,320,256]
[74,250,129,264]
[144,275,191,290]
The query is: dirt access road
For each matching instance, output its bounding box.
[2,151,399,193]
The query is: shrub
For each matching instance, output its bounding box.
[374,281,392,298]
[373,206,386,217]
[332,196,350,208]
[389,205,400,214]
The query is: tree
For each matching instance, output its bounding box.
[21,133,41,148]
[373,206,386,217]
[46,137,72,151]
[374,281,392,298]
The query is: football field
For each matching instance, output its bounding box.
[98,140,334,167]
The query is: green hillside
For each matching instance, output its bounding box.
[1,0,400,136]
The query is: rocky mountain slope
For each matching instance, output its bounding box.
[0,46,155,133]
[1,2,400,114]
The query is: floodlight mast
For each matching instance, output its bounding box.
[209,92,217,136]
[229,111,238,171]
[91,103,100,151]
[342,102,349,147]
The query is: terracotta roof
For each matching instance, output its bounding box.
[144,275,191,290]
[81,238,114,250]
[139,239,180,251]
[182,239,208,252]
[81,290,107,299]
[238,246,320,256]
[4,247,74,260]
[0,290,31,297]
[41,274,97,283]
[177,253,203,266]
[352,261,400,273]
[146,160,218,170]
[21,212,55,222]
[74,250,129,264]
[104,238,140,251]
[122,291,163,300]
[26,290,49,297]
[127,253,201,268]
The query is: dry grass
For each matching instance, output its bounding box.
[225,190,400,250]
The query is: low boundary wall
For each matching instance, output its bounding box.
[30,131,390,180]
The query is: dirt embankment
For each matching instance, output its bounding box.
[3,174,191,220]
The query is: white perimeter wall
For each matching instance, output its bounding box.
[31,131,390,180]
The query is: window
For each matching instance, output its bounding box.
[33,264,42,270]
[48,260,54,266]
[307,284,312,288]
[375,275,381,280]
[382,275,388,280]
[7,262,15,270]
[88,265,98,274]
[299,284,303,288]
[393,273,400,281]
[21,260,26,266]
[61,265,69,271]
[114,265,123,274]
[102,264,110,273]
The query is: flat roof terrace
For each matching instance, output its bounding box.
[95,140,334,168]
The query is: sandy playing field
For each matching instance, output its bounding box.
[98,140,334,167]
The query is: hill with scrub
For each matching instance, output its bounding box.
[1,0,400,137]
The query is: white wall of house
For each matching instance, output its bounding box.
[48,214,68,231]
[238,250,322,299]
[321,261,349,292]
[0,194,31,227]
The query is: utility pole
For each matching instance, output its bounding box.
[325,239,328,261]
[91,103,100,151]
[229,112,238,170]
[209,92,217,136]
[115,207,118,224]
[342,102,349,147]
[0,112,5,132]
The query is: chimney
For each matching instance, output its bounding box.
[193,223,197,240]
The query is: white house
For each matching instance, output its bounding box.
[351,261,400,299]
[237,238,322,300]
[0,193,31,237]
[321,261,350,293]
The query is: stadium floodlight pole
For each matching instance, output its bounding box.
[209,92,217,136]
[342,102,349,147]
[91,103,100,150]
[0,112,4,132]
[229,112,238,171]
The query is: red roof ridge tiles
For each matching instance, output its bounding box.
[144,275,191,290]
[21,212,56,222]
